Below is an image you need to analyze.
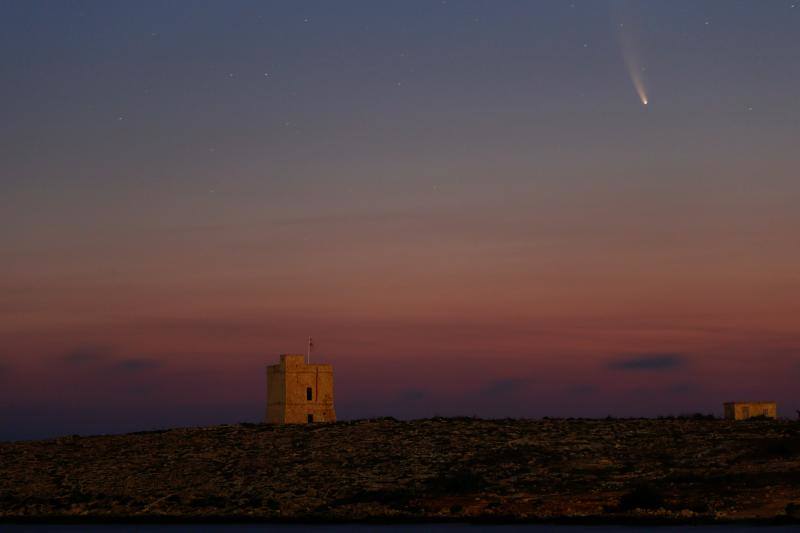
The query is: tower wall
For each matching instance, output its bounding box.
[723,402,777,420]
[266,364,286,424]
[266,354,336,424]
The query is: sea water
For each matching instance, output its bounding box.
[1,525,797,532]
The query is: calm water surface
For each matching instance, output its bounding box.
[1,525,797,532]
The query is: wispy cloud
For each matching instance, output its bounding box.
[568,384,597,396]
[397,388,428,402]
[116,358,162,372]
[480,378,529,398]
[665,382,693,394]
[61,346,112,366]
[272,209,420,227]
[607,353,687,371]
[59,347,162,373]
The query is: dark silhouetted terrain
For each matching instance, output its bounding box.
[2,418,800,523]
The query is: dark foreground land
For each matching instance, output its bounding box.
[2,418,800,524]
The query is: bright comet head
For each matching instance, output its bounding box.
[615,2,650,108]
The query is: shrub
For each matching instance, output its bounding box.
[427,468,488,495]
[617,484,666,511]
[682,413,716,420]
[189,495,228,508]
[752,437,800,459]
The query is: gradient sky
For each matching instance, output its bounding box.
[2,0,799,440]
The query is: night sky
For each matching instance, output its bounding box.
[2,1,799,440]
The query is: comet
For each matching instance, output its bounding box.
[612,0,650,107]
[621,43,649,106]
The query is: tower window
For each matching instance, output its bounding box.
[306,387,313,401]
[307,414,314,423]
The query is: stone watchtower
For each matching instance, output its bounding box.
[266,354,336,424]
[724,401,777,420]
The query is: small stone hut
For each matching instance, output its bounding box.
[724,402,777,420]
[266,354,336,424]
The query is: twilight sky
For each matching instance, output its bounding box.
[2,0,799,440]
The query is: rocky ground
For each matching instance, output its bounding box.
[2,417,800,523]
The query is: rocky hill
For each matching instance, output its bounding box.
[2,417,800,523]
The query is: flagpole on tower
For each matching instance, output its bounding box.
[307,336,313,364]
